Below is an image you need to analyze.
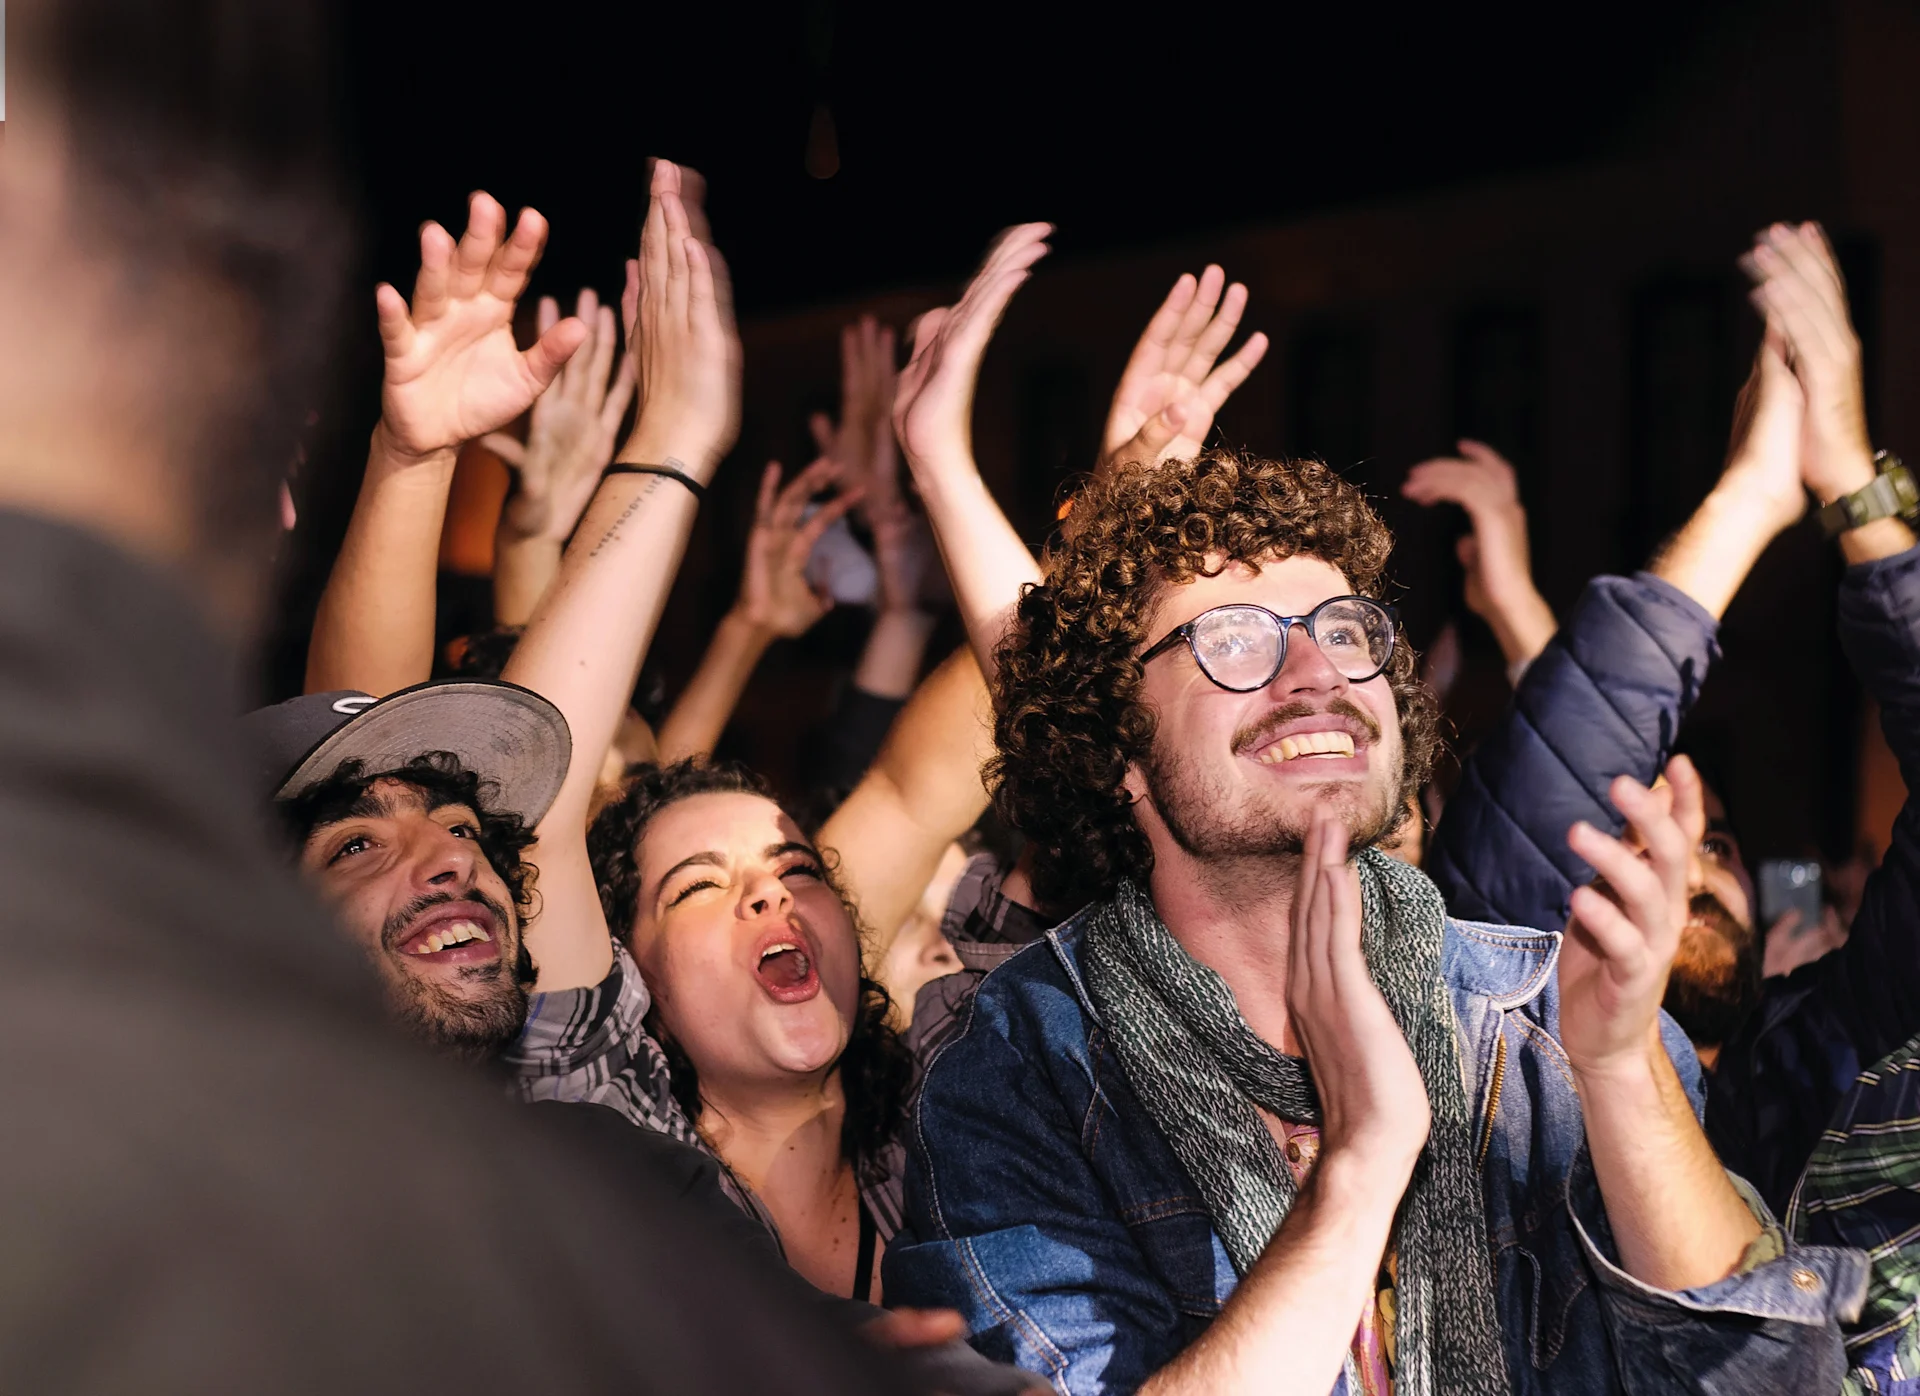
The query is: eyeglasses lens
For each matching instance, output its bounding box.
[1310,599,1393,679]
[1188,600,1393,690]
[1189,607,1285,690]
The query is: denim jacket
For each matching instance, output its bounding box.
[885,909,1866,1395]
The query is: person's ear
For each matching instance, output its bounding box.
[1122,763,1148,806]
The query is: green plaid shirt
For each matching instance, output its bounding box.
[1791,1029,1920,1393]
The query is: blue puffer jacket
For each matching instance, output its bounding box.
[1427,549,1920,1218]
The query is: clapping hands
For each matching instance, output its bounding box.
[618,160,742,480]
[1287,814,1431,1184]
[1741,223,1873,505]
[1558,757,1703,1081]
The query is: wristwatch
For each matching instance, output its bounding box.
[1817,451,1916,537]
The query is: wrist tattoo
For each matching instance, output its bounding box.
[587,474,665,558]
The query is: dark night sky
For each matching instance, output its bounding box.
[339,0,1745,317]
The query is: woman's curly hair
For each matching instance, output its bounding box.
[588,758,913,1186]
[990,449,1440,914]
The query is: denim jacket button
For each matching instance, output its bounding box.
[1791,1268,1821,1293]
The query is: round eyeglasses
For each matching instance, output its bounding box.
[1139,596,1398,692]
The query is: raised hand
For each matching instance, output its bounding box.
[736,459,864,638]
[869,495,938,617]
[1719,316,1808,531]
[1741,222,1872,504]
[1101,266,1269,471]
[617,160,742,480]
[1287,814,1431,1183]
[1559,757,1701,1079]
[483,287,636,542]
[895,223,1052,482]
[811,316,901,517]
[375,192,587,461]
[1400,440,1555,670]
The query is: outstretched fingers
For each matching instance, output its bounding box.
[409,221,457,326]
[450,192,507,303]
[1128,272,1200,373]
[1169,266,1230,371]
[484,206,550,307]
[374,282,417,360]
[1197,328,1269,412]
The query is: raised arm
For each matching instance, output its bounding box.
[654,459,860,762]
[1561,758,1762,1288]
[1098,264,1269,476]
[893,225,1052,680]
[307,194,587,694]
[1400,439,1557,676]
[819,645,994,963]
[1427,300,1806,928]
[485,286,636,625]
[1748,222,1920,1068]
[502,160,740,991]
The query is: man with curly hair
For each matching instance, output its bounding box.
[880,225,1863,1395]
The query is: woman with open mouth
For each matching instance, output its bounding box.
[587,756,938,1302]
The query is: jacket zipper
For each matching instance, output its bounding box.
[1476,1030,1507,1170]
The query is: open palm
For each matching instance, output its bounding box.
[1101,265,1268,471]
[376,192,587,460]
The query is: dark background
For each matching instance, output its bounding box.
[338,0,1744,316]
[275,0,1920,867]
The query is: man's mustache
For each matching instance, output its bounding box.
[1232,698,1382,756]
[381,889,512,955]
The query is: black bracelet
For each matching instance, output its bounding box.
[603,462,706,503]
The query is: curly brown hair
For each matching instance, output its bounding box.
[990,450,1440,913]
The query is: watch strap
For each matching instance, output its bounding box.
[1818,454,1916,537]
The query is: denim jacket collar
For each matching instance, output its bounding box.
[1043,897,1562,1024]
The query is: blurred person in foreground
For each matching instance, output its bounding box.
[879,225,1862,1394]
[0,3,923,1391]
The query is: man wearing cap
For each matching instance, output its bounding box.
[242,679,573,1061]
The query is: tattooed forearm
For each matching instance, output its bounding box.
[587,475,666,558]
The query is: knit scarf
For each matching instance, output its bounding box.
[1081,851,1509,1396]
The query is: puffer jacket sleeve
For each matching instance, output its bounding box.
[1801,543,1920,1069]
[1427,573,1721,929]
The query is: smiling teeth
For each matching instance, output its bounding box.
[760,942,798,960]
[1258,731,1357,764]
[413,920,489,955]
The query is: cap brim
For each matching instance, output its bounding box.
[275,681,572,828]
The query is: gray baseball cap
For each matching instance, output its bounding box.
[240,679,573,827]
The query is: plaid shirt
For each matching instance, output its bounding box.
[1792,1032,1920,1393]
[504,939,904,1246]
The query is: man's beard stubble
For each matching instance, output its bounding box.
[1142,698,1410,865]
[1662,892,1761,1049]
[381,890,536,1063]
